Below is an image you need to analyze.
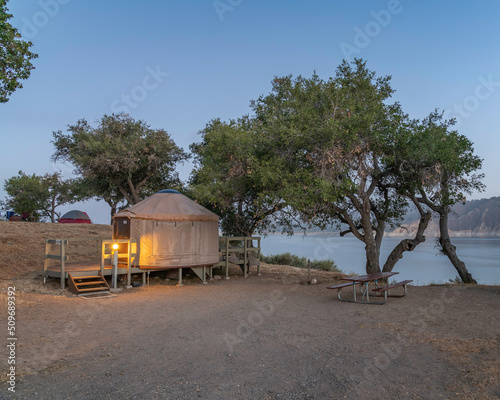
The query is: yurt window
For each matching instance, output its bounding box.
[153,221,196,256]
[113,218,130,239]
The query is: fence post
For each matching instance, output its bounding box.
[243,237,248,278]
[60,240,66,289]
[43,240,51,284]
[257,237,261,276]
[225,237,230,280]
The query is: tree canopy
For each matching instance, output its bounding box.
[251,60,414,274]
[52,113,189,218]
[205,59,484,281]
[190,117,293,237]
[391,111,484,282]
[0,0,38,103]
[3,171,78,222]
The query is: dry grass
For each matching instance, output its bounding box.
[259,261,344,283]
[379,323,500,399]
[428,336,500,400]
[0,221,111,280]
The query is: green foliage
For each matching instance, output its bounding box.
[260,252,306,267]
[394,110,484,207]
[249,59,483,277]
[312,259,340,272]
[190,117,293,237]
[3,171,45,221]
[52,113,189,212]
[251,59,410,273]
[391,111,484,283]
[190,58,483,280]
[260,252,339,272]
[3,171,78,222]
[0,0,38,102]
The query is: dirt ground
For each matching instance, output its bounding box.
[0,222,499,399]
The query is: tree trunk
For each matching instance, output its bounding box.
[104,198,117,225]
[51,197,56,223]
[364,236,381,274]
[438,211,477,284]
[109,205,116,224]
[383,211,431,272]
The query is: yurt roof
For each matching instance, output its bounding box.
[60,210,91,221]
[113,191,219,222]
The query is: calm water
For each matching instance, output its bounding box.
[260,234,500,285]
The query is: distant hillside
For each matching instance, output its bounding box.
[389,197,500,237]
[288,196,500,238]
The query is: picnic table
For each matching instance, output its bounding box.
[327,272,413,305]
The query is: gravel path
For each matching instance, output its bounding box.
[1,278,499,399]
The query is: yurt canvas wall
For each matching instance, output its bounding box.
[112,190,219,269]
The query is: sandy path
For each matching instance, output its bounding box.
[1,278,499,400]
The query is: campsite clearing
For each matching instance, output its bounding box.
[0,221,499,399]
[1,280,499,399]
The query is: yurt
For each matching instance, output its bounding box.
[58,210,92,224]
[112,189,219,269]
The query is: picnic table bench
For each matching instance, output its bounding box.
[327,272,413,305]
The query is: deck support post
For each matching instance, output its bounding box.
[127,239,132,288]
[203,266,207,284]
[177,268,183,286]
[100,240,105,276]
[112,249,118,289]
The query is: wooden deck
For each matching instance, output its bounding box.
[45,262,145,279]
[44,236,261,289]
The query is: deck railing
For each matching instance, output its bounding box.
[43,239,69,289]
[218,236,261,279]
[100,239,137,287]
[44,238,137,289]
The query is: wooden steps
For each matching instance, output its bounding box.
[68,272,110,296]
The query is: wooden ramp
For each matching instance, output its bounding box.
[67,272,110,296]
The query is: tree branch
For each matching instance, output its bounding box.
[332,204,365,241]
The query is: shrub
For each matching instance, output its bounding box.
[260,252,307,268]
[310,259,340,273]
[260,252,340,272]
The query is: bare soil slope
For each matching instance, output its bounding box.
[0,221,112,280]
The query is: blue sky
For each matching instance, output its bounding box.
[1,0,499,224]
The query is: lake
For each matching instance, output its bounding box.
[260,234,500,285]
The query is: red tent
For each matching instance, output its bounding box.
[58,210,92,224]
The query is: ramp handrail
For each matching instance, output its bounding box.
[101,239,137,287]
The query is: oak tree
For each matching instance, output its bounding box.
[3,171,78,222]
[190,117,291,237]
[393,111,484,283]
[0,0,38,102]
[253,60,415,274]
[52,113,189,218]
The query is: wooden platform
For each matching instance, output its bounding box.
[45,262,145,279]
[43,236,261,289]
